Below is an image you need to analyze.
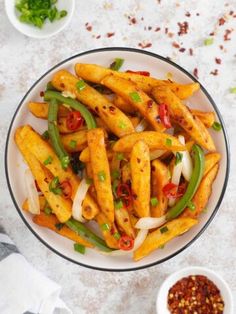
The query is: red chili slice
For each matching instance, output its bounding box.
[118,235,134,250]
[126,70,150,76]
[163,182,185,199]
[35,180,41,192]
[159,103,172,128]
[60,180,72,199]
[66,111,84,131]
[117,183,131,198]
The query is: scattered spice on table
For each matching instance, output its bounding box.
[138,42,152,49]
[167,275,224,314]
[107,32,115,38]
[85,23,92,32]
[215,58,222,64]
[193,68,199,79]
[177,21,189,35]
[210,69,219,76]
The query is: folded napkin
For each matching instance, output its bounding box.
[0,226,72,314]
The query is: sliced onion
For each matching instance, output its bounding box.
[169,149,183,207]
[72,179,90,223]
[135,216,167,230]
[24,169,40,215]
[99,229,148,256]
[150,149,166,161]
[178,135,193,181]
[62,90,76,99]
[135,119,148,132]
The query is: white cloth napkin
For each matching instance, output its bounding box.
[0,230,72,314]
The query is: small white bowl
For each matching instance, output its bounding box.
[5,0,75,39]
[157,266,233,314]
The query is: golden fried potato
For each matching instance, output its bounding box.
[61,130,87,152]
[113,131,186,153]
[28,102,69,119]
[130,140,150,217]
[121,162,131,184]
[95,212,119,249]
[133,217,198,261]
[152,86,216,151]
[113,95,136,114]
[115,207,135,238]
[51,70,135,137]
[204,153,221,176]
[87,128,114,222]
[151,160,169,217]
[191,110,215,128]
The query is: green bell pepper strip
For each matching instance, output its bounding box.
[48,98,70,169]
[166,144,205,220]
[44,90,97,129]
[66,219,113,252]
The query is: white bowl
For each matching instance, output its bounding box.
[5,48,230,271]
[5,0,75,39]
[157,266,233,313]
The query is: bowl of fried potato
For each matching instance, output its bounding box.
[5,48,229,271]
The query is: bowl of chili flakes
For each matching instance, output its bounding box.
[157,266,233,314]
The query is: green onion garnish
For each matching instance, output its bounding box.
[42,130,49,140]
[150,197,159,207]
[175,152,183,165]
[49,176,62,195]
[86,178,93,185]
[44,156,53,165]
[166,138,172,147]
[112,180,119,197]
[110,58,124,71]
[116,153,124,161]
[44,206,52,215]
[230,87,236,94]
[114,199,123,209]
[101,223,110,231]
[61,156,70,169]
[212,121,222,131]
[76,80,86,92]
[160,226,169,234]
[159,244,165,249]
[55,223,64,231]
[74,243,86,254]
[112,170,120,180]
[113,232,121,240]
[129,92,141,103]
[69,140,77,149]
[118,120,127,129]
[204,38,214,46]
[187,201,196,211]
[98,171,106,182]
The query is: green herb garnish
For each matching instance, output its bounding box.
[187,201,196,211]
[101,223,110,231]
[113,232,121,240]
[74,243,86,254]
[42,130,49,140]
[43,156,53,165]
[160,226,169,234]
[55,223,64,231]
[118,120,127,129]
[86,178,93,185]
[212,121,222,131]
[76,80,86,92]
[44,206,52,215]
[61,156,70,169]
[116,153,124,161]
[114,199,123,209]
[150,197,159,207]
[129,92,141,103]
[175,152,183,165]
[69,140,77,149]
[111,170,120,180]
[98,171,106,182]
[204,38,214,46]
[230,87,236,94]
[49,176,62,195]
[166,138,172,147]
[110,58,124,71]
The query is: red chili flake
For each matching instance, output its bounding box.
[179,48,186,52]
[40,91,44,97]
[141,17,144,21]
[85,23,92,31]
[172,42,180,48]
[210,69,219,76]
[177,21,189,35]
[196,12,200,16]
[155,27,161,32]
[96,35,101,39]
[219,17,226,26]
[215,58,222,64]
[168,32,174,38]
[193,68,199,79]
[138,42,152,49]
[219,44,224,50]
[229,10,234,15]
[224,29,233,41]
[128,16,137,25]
[165,27,168,34]
[185,11,191,17]
[234,14,236,18]
[147,100,153,108]
[107,32,115,38]
[148,26,152,30]
[209,32,215,36]
[189,48,193,56]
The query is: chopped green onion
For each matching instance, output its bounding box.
[101,223,110,231]
[97,171,106,182]
[86,178,93,185]
[160,226,169,234]
[118,120,127,129]
[187,201,196,211]
[111,170,120,180]
[44,206,52,215]
[212,122,222,132]
[230,87,236,94]
[76,80,86,92]
[74,243,86,254]
[43,156,53,165]
[61,156,70,169]
[49,176,62,195]
[202,208,208,214]
[113,232,121,240]
[55,223,64,231]
[166,138,172,147]
[46,81,57,91]
[175,152,183,165]
[60,10,67,18]
[110,58,124,71]
[129,92,141,103]
[116,153,124,161]
[204,38,214,46]
[150,197,159,207]
[112,180,119,197]
[159,244,165,249]
[42,130,49,140]
[114,199,123,209]
[69,140,77,149]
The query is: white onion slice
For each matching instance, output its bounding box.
[135,119,148,132]
[169,148,184,207]
[100,229,148,256]
[62,90,76,99]
[135,216,167,230]
[24,169,40,215]
[178,135,193,181]
[150,149,166,161]
[72,179,90,223]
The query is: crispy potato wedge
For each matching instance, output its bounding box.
[191,110,215,129]
[204,153,221,176]
[182,163,219,219]
[133,217,198,261]
[130,140,150,217]
[87,128,114,222]
[61,130,87,152]
[95,212,119,249]
[79,147,113,164]
[51,70,135,137]
[115,207,135,238]
[152,86,216,151]
[113,95,136,114]
[113,131,186,153]
[15,128,72,223]
[75,63,200,99]
[33,212,93,247]
[101,75,166,132]
[151,160,169,217]
[121,162,131,184]
[28,102,69,119]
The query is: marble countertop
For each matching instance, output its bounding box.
[0,0,236,313]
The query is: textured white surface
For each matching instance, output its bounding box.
[0,0,236,313]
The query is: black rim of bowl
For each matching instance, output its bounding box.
[5,47,230,272]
